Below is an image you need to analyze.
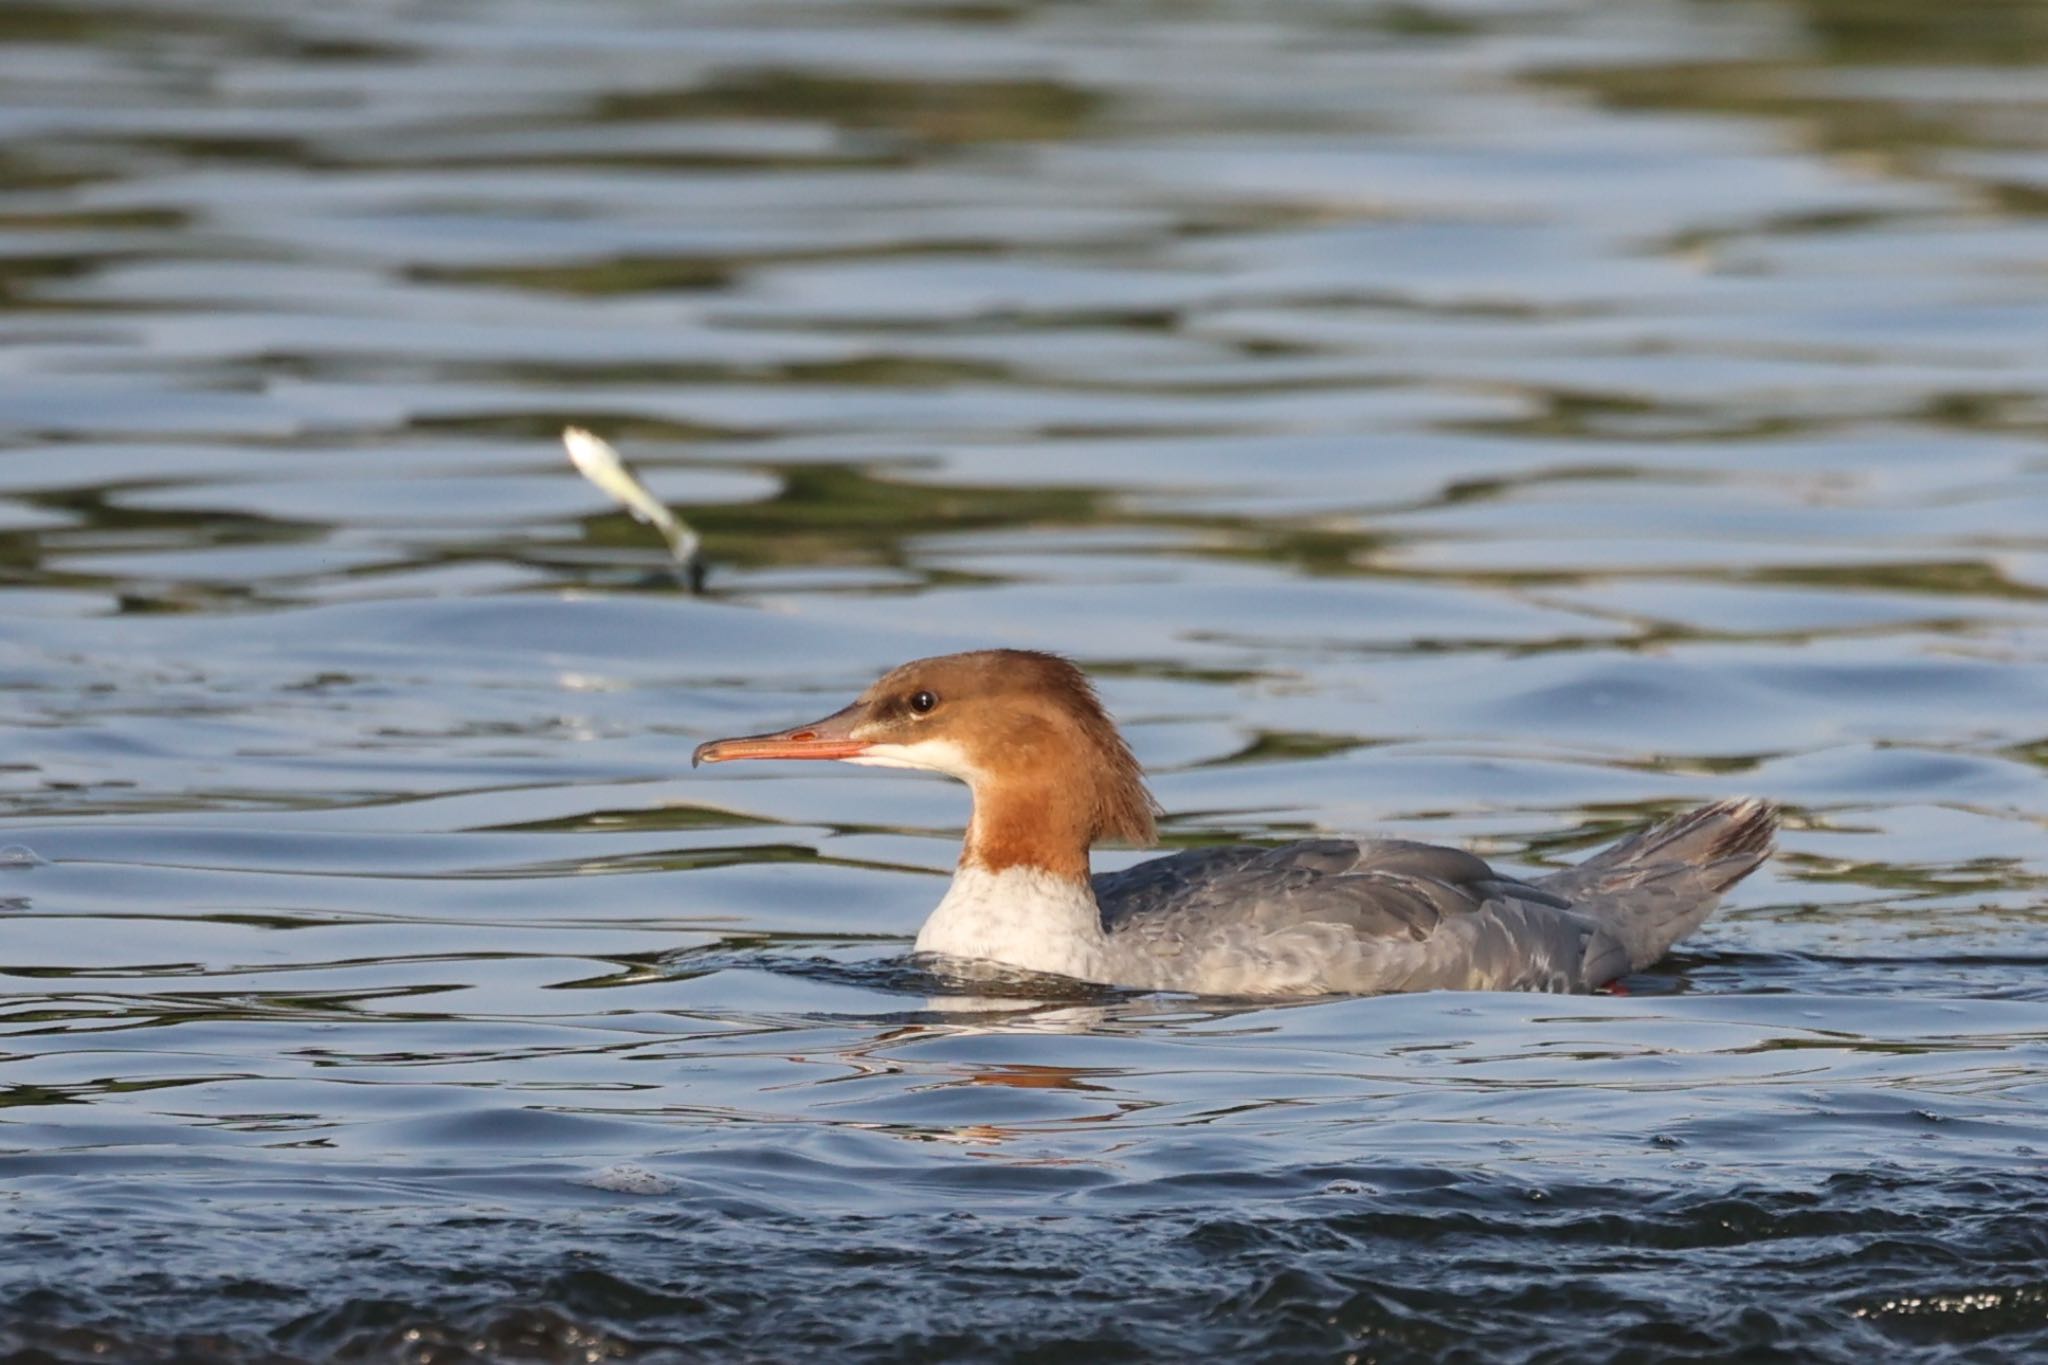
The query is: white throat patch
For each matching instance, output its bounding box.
[844,737,982,783]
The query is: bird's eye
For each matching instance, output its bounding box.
[909,690,938,715]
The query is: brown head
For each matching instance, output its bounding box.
[693,650,1159,880]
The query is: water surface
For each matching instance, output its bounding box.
[3,0,2048,1360]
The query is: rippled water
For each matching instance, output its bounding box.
[4,0,2048,1359]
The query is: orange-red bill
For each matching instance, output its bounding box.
[692,705,869,767]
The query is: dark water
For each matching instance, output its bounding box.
[5,0,2048,1359]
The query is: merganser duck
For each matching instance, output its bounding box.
[693,650,1778,997]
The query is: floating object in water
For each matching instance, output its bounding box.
[693,649,1780,997]
[575,1163,679,1196]
[562,427,705,591]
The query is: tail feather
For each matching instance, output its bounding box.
[1539,797,1779,980]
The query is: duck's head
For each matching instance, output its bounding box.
[694,649,1158,870]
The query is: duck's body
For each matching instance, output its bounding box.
[918,803,1773,995]
[695,650,1777,998]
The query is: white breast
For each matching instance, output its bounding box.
[914,865,1110,982]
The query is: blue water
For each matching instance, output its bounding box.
[3,0,2047,1359]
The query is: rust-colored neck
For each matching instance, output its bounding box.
[962,779,1097,883]
[957,722,1158,882]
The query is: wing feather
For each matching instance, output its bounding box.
[1092,839,1597,995]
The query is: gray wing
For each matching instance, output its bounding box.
[1091,839,1611,997]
